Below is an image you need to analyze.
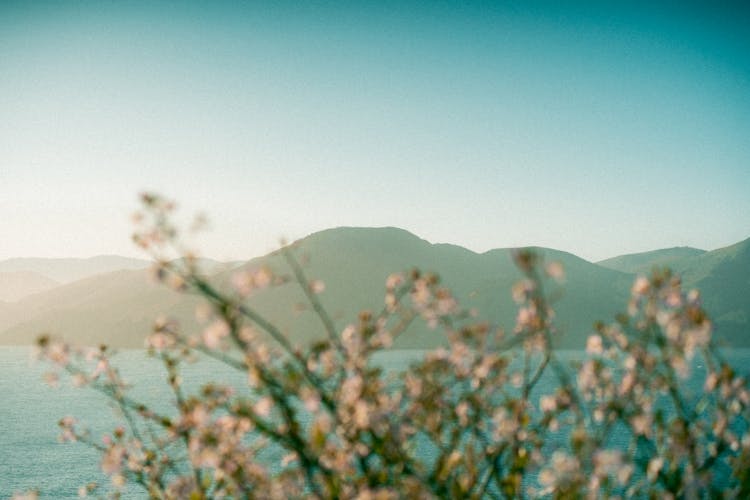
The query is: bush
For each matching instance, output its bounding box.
[33,194,750,499]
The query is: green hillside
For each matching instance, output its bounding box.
[597,247,706,275]
[598,239,750,346]
[201,227,635,349]
[675,238,750,347]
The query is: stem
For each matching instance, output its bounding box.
[280,247,342,353]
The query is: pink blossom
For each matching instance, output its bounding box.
[253,396,273,418]
[585,334,603,355]
[632,276,650,296]
[309,279,325,294]
[545,261,565,281]
[202,320,230,348]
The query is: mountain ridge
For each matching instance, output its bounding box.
[1,228,748,348]
[0,271,60,302]
[597,246,707,275]
[0,255,152,284]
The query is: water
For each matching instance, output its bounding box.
[1,347,749,498]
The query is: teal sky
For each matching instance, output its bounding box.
[1,1,749,262]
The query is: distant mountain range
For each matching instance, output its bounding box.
[0,230,748,349]
[0,255,151,284]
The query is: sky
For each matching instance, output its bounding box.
[1,1,749,262]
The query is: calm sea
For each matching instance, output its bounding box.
[1,347,748,498]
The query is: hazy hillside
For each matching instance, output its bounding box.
[0,255,151,283]
[0,302,12,327]
[0,271,60,302]
[597,247,706,275]
[0,269,203,347]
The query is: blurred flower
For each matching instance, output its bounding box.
[203,320,230,348]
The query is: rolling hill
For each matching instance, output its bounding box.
[675,238,750,347]
[0,269,203,347]
[598,239,750,346]
[597,247,706,275]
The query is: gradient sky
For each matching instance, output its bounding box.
[1,1,749,262]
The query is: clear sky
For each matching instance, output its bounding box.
[1,1,749,262]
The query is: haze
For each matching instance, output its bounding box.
[2,1,749,262]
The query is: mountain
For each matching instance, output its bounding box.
[0,255,151,284]
[0,271,60,302]
[0,269,203,347]
[597,247,706,275]
[598,239,750,346]
[0,227,634,349]
[673,238,750,347]
[198,227,635,349]
[1,229,747,349]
